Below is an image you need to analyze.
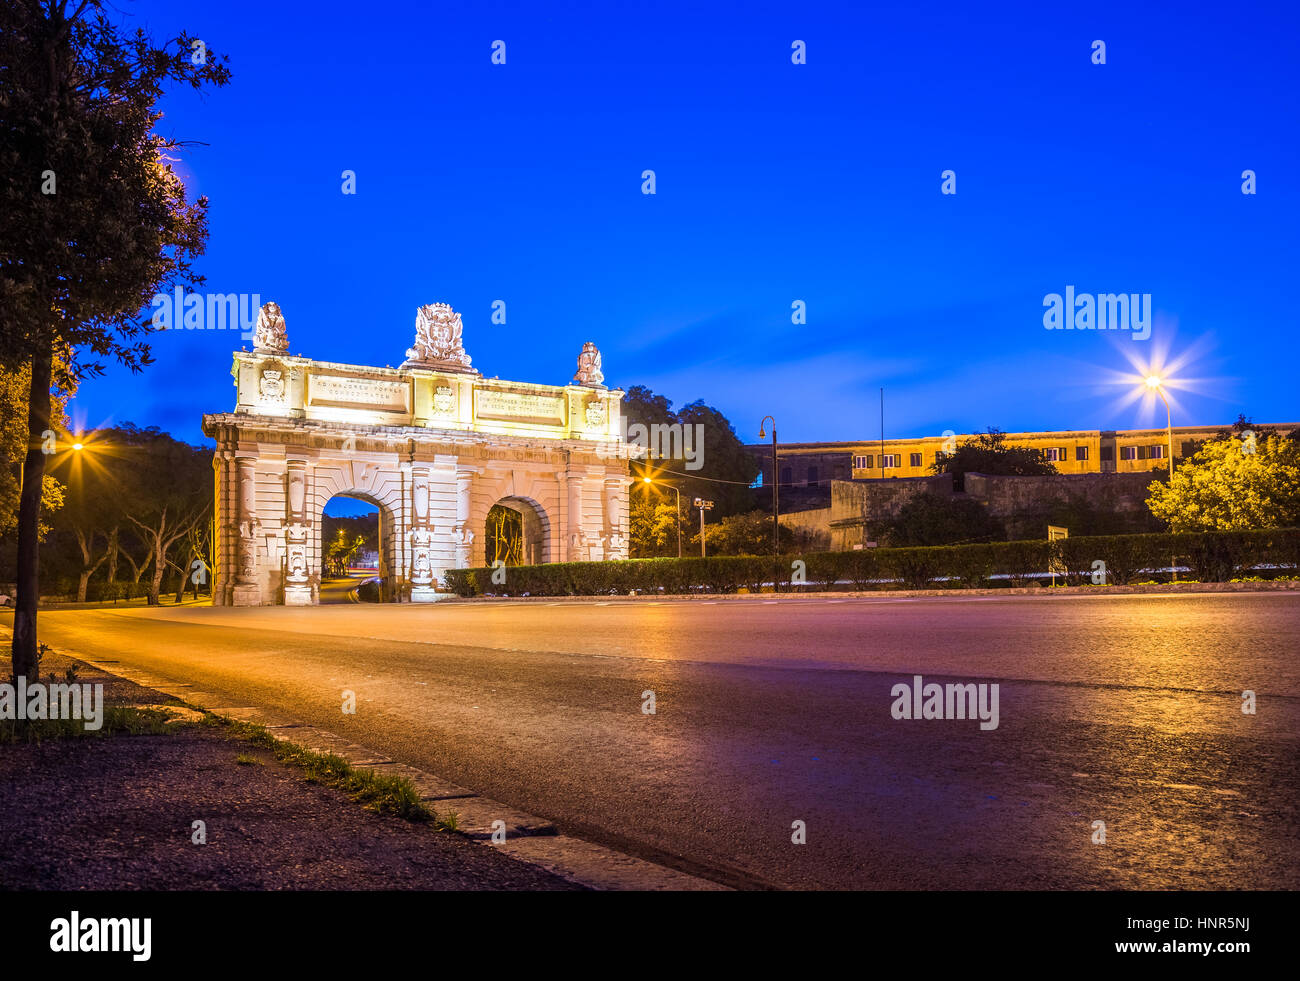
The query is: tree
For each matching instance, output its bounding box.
[696,510,796,556]
[621,385,759,520]
[325,530,366,578]
[930,428,1058,491]
[1147,433,1300,532]
[876,494,1006,547]
[1,1,229,677]
[0,362,70,541]
[628,494,686,557]
[485,505,524,565]
[115,427,211,604]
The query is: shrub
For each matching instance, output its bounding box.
[439,529,1300,596]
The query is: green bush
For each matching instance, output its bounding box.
[1056,534,1166,585]
[440,528,1300,597]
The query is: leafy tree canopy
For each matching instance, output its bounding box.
[621,385,758,518]
[1147,433,1300,532]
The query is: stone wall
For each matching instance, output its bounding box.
[828,475,953,550]
[964,471,1157,540]
[777,506,832,549]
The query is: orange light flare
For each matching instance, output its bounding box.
[634,458,673,490]
[43,418,125,488]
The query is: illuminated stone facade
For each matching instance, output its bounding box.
[202,303,631,606]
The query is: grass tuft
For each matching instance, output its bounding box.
[201,712,434,823]
[0,705,175,745]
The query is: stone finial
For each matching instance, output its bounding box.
[403,302,474,371]
[253,301,288,353]
[572,341,604,386]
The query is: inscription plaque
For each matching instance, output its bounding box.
[474,389,566,427]
[308,374,411,414]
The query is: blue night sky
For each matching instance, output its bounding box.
[68,0,1299,453]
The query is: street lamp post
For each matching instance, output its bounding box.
[643,476,682,558]
[1146,376,1177,582]
[693,497,714,557]
[1146,376,1176,480]
[759,416,778,556]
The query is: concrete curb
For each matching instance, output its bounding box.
[436,580,1300,603]
[47,645,725,892]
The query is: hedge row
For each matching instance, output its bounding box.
[442,529,1300,596]
[40,579,157,603]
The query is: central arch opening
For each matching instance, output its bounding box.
[321,494,381,602]
[486,496,549,566]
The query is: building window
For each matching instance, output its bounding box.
[880,454,899,468]
[909,453,922,468]
[1148,445,1164,459]
[1075,446,1088,461]
[780,466,793,485]
[853,454,872,470]
[1121,446,1137,461]
[1045,448,1061,462]
[807,466,819,487]
[1100,445,1115,462]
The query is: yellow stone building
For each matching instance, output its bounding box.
[749,423,1298,489]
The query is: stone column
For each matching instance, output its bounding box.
[231,455,261,606]
[454,469,475,570]
[283,458,312,606]
[566,470,586,561]
[408,466,436,602]
[605,475,629,559]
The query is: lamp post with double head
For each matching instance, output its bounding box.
[693,497,714,557]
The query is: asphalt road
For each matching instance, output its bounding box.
[11,592,1299,890]
[319,576,362,604]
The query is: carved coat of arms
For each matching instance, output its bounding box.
[433,385,455,415]
[259,368,286,402]
[585,399,607,428]
[405,303,473,371]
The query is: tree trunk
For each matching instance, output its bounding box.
[106,527,119,582]
[12,345,52,682]
[148,551,164,605]
[173,556,186,605]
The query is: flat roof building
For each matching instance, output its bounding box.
[746,422,1299,493]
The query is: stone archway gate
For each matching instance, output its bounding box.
[201,302,631,605]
